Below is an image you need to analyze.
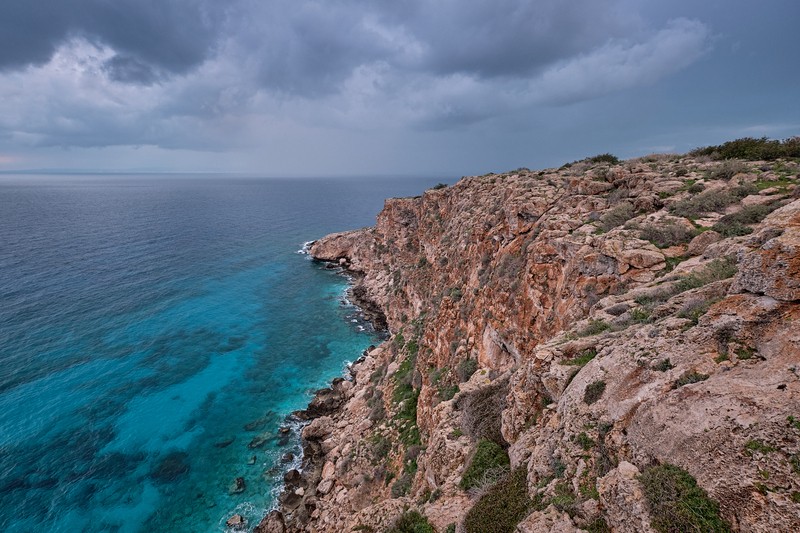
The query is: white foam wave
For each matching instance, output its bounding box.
[296,241,314,255]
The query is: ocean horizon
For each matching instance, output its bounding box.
[0,174,446,532]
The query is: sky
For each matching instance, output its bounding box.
[0,0,798,176]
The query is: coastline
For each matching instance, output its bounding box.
[257,154,800,532]
[252,254,388,533]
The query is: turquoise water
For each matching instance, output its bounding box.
[0,175,443,532]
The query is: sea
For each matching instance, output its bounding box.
[0,174,445,532]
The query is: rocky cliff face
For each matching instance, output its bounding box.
[262,154,800,532]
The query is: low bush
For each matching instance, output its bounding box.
[460,439,510,490]
[670,189,736,218]
[629,307,652,324]
[584,380,607,404]
[585,517,612,533]
[712,204,775,237]
[653,358,674,372]
[676,298,714,325]
[674,257,737,293]
[464,466,533,533]
[599,202,636,231]
[386,510,436,533]
[639,223,696,248]
[640,463,730,532]
[456,358,479,382]
[672,371,709,389]
[588,153,620,164]
[564,348,597,366]
[708,160,749,180]
[391,473,413,497]
[549,481,576,513]
[690,136,800,161]
[578,320,611,337]
[744,440,775,456]
[455,378,509,445]
[574,432,595,451]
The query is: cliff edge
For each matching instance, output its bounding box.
[261,147,800,532]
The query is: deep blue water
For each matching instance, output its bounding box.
[0,174,444,532]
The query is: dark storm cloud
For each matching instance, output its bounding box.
[384,0,633,78]
[0,0,732,161]
[0,0,231,79]
[238,0,637,95]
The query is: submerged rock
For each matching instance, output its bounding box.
[247,433,270,449]
[228,476,246,495]
[214,437,235,448]
[149,451,190,484]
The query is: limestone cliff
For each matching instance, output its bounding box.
[261,152,800,532]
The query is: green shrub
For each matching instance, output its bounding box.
[712,204,775,237]
[430,183,448,190]
[588,153,620,164]
[672,372,709,389]
[564,348,597,366]
[674,257,737,293]
[585,517,612,533]
[456,358,479,382]
[438,384,459,401]
[386,510,436,533]
[708,160,748,180]
[640,223,696,248]
[579,320,611,337]
[653,358,674,372]
[549,481,576,512]
[460,439,510,490]
[690,136,800,161]
[584,380,606,404]
[464,466,533,533]
[670,189,737,219]
[393,354,422,445]
[599,202,636,231]
[391,473,413,497]
[744,440,775,456]
[369,434,392,460]
[676,298,714,326]
[575,432,595,451]
[630,308,652,324]
[640,464,730,532]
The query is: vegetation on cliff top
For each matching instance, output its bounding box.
[464,466,532,533]
[459,438,510,490]
[690,136,800,161]
[386,510,436,533]
[640,464,730,533]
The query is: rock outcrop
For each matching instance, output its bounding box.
[260,153,800,532]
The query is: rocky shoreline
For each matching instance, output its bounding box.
[252,262,387,533]
[258,146,799,532]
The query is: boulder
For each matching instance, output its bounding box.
[226,514,246,530]
[598,462,656,533]
[254,510,287,533]
[687,230,722,256]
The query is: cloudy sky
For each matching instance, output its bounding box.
[0,0,797,176]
